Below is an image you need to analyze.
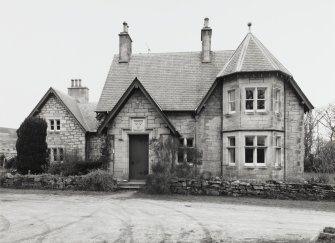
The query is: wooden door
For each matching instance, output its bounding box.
[129,135,149,180]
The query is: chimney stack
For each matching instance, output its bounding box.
[201,17,212,63]
[68,79,89,103]
[119,22,132,63]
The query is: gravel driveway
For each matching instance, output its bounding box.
[0,190,334,243]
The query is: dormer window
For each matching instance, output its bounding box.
[50,119,61,131]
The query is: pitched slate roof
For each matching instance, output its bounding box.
[96,51,234,112]
[217,33,291,77]
[29,88,98,132]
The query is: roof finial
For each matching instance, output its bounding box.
[248,22,252,33]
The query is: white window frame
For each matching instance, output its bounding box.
[49,119,61,131]
[228,90,236,113]
[227,136,236,165]
[245,87,267,112]
[275,136,282,167]
[274,88,281,113]
[244,135,267,166]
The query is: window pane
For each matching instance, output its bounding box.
[257,89,265,99]
[275,89,280,100]
[257,136,266,146]
[228,137,235,146]
[179,138,184,146]
[50,120,54,130]
[59,148,64,161]
[229,90,235,101]
[245,148,253,163]
[230,102,236,112]
[187,148,194,162]
[56,120,61,130]
[276,137,281,147]
[186,138,193,147]
[257,148,265,163]
[228,148,235,163]
[246,100,253,110]
[178,148,184,162]
[276,148,281,166]
[257,100,265,110]
[245,136,254,146]
[246,89,254,99]
[53,148,58,161]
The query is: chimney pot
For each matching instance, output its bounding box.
[204,17,209,28]
[71,79,74,87]
[123,22,128,32]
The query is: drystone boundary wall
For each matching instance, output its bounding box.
[0,173,116,191]
[169,178,335,201]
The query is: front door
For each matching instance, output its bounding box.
[129,134,149,180]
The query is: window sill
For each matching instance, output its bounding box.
[244,164,267,169]
[244,111,268,115]
[49,131,61,134]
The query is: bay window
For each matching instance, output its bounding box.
[227,136,236,165]
[228,90,236,113]
[245,88,267,112]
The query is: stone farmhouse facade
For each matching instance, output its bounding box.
[30,19,313,181]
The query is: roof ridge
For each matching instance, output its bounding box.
[236,33,251,71]
[113,50,235,57]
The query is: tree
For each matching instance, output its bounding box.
[16,117,48,174]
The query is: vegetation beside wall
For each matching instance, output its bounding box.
[0,170,117,191]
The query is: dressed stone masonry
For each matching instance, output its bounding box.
[29,19,313,181]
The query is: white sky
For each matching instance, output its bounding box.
[0,0,334,129]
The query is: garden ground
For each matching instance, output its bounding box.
[0,189,334,243]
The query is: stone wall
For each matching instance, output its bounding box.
[0,173,117,191]
[36,95,86,160]
[196,83,223,175]
[285,83,305,179]
[169,178,335,201]
[86,133,106,161]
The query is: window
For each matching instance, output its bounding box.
[50,147,64,162]
[178,138,194,163]
[275,136,282,167]
[245,89,254,111]
[244,136,267,165]
[274,89,281,113]
[53,148,58,161]
[227,137,236,164]
[49,119,61,131]
[228,90,236,113]
[245,88,267,112]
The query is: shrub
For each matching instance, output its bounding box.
[16,117,48,174]
[78,169,116,191]
[4,156,17,170]
[174,162,198,178]
[145,173,171,194]
[47,160,103,176]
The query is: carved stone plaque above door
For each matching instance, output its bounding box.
[131,118,145,132]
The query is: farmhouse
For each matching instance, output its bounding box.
[31,19,313,181]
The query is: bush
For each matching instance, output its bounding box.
[16,117,48,174]
[4,156,17,170]
[174,162,199,178]
[78,169,116,191]
[145,173,171,194]
[47,160,104,176]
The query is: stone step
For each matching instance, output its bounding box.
[118,180,145,190]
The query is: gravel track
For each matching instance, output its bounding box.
[0,190,334,242]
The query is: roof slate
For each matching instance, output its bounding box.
[96,51,234,112]
[30,88,98,132]
[217,33,291,77]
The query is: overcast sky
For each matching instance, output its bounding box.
[0,0,334,129]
